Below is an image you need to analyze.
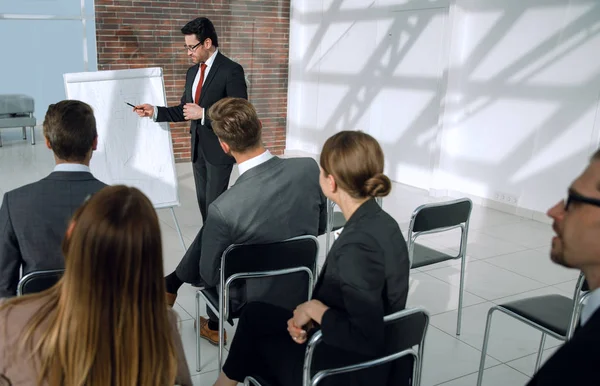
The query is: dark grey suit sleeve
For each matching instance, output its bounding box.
[0,194,22,298]
[199,205,232,287]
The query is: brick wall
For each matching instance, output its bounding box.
[95,0,290,162]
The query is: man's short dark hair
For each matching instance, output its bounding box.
[43,100,97,162]
[181,17,219,47]
[208,98,261,153]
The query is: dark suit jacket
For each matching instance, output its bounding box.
[311,198,410,386]
[200,156,327,310]
[0,172,106,297]
[156,51,248,165]
[528,307,600,385]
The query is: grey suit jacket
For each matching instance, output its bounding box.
[200,156,327,309]
[0,172,106,297]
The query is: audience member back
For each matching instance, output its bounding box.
[0,100,106,297]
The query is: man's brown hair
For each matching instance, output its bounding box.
[208,97,261,153]
[43,100,97,162]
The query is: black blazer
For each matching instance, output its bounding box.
[528,307,600,385]
[311,198,410,386]
[0,172,106,298]
[156,51,248,165]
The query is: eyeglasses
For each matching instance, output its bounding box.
[184,41,204,52]
[565,190,600,210]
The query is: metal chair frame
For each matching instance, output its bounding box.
[476,273,590,386]
[302,307,429,386]
[195,235,319,372]
[407,198,472,335]
[16,269,64,296]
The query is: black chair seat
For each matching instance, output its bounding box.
[499,294,573,337]
[332,211,346,231]
[411,243,457,269]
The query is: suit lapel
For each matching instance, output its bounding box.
[199,51,224,106]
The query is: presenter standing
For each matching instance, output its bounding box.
[135,17,247,222]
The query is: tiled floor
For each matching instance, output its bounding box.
[0,128,579,386]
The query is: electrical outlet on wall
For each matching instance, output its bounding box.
[493,192,519,205]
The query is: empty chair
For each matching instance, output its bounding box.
[17,269,64,296]
[476,273,589,386]
[244,307,430,386]
[407,198,472,335]
[195,235,319,372]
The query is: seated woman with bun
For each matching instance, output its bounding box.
[213,131,410,386]
[0,185,192,386]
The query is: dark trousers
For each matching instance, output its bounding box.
[192,144,233,224]
[223,302,305,386]
[174,227,219,324]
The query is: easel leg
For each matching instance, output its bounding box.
[170,207,187,250]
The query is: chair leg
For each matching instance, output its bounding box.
[534,333,546,373]
[219,310,224,370]
[30,126,35,145]
[476,308,496,386]
[456,254,467,335]
[22,127,26,140]
[195,291,202,372]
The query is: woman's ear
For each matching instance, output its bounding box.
[328,174,337,193]
[66,221,76,239]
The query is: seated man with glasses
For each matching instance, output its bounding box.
[528,149,600,385]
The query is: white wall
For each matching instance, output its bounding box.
[287,0,600,216]
[0,0,97,122]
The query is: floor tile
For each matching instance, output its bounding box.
[426,261,547,301]
[408,272,487,315]
[421,326,500,386]
[430,302,561,363]
[484,249,579,285]
[504,346,560,377]
[435,363,530,386]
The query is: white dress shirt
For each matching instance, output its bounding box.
[53,164,91,173]
[153,48,219,125]
[237,150,274,176]
[581,288,600,326]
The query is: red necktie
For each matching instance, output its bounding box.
[194,63,207,104]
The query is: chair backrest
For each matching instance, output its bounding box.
[221,235,319,280]
[17,269,64,296]
[220,235,320,314]
[409,198,472,234]
[303,307,429,386]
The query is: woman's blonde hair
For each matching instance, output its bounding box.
[0,185,177,386]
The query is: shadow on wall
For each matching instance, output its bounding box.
[288,0,600,211]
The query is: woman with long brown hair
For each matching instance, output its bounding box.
[0,185,192,386]
[213,131,411,386]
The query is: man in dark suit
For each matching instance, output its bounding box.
[135,17,248,223]
[527,149,600,385]
[164,98,327,345]
[0,100,106,298]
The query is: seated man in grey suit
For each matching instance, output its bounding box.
[165,97,327,345]
[0,100,106,298]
